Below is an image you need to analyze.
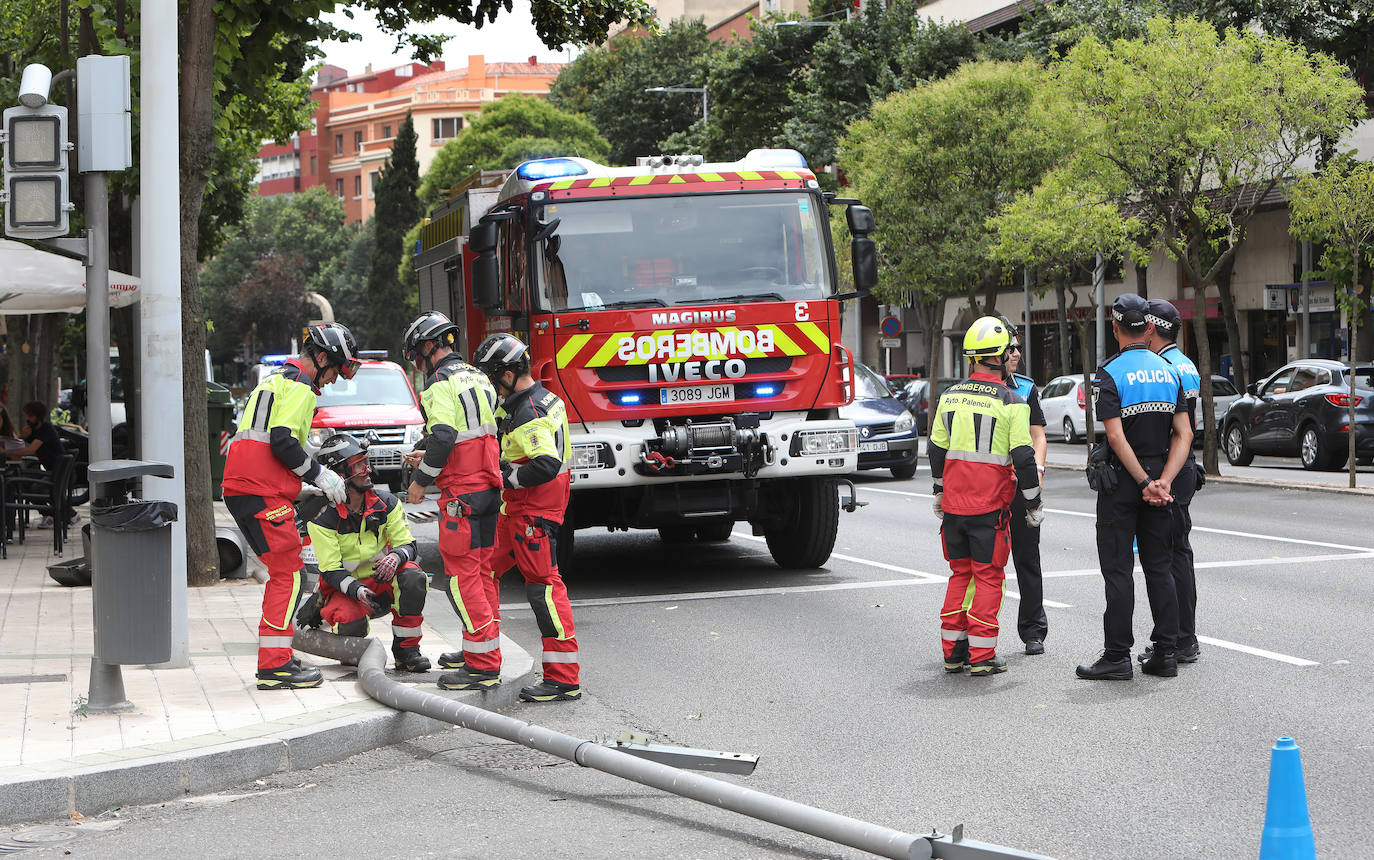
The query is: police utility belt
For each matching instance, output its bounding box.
[1085,442,1206,494]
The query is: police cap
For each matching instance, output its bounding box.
[1110,293,1150,333]
[1146,299,1181,340]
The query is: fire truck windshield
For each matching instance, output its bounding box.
[534,192,834,312]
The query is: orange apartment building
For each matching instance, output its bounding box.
[255,55,564,223]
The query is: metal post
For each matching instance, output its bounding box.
[1094,252,1106,366]
[1301,240,1312,358]
[1022,268,1033,374]
[701,89,708,125]
[140,0,188,666]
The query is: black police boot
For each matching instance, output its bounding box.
[437,668,501,691]
[1141,648,1179,678]
[1140,642,1200,664]
[256,658,324,690]
[969,657,1007,677]
[943,640,969,674]
[519,679,582,702]
[1024,639,1045,656]
[1076,652,1133,680]
[437,652,465,670]
[393,648,431,673]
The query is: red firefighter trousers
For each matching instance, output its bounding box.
[318,564,426,649]
[939,509,1011,664]
[434,487,502,673]
[224,493,305,670]
[491,511,578,686]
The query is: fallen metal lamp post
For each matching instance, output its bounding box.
[293,628,1050,860]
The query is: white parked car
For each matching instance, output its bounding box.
[1202,375,1241,434]
[1039,375,1090,443]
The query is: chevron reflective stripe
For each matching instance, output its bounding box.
[259,635,295,649]
[463,638,501,653]
[556,323,832,369]
[557,334,593,368]
[941,629,969,641]
[794,321,829,353]
[968,635,998,648]
[542,651,578,663]
[539,169,812,194]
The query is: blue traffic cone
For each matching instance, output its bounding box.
[1259,736,1316,859]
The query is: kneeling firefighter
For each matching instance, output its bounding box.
[298,433,431,672]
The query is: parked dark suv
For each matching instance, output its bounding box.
[1222,359,1374,470]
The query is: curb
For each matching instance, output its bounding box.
[1043,462,1374,496]
[0,638,535,826]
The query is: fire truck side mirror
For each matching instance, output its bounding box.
[469,221,502,310]
[851,237,877,294]
[469,221,498,254]
[845,205,875,237]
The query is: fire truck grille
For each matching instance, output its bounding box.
[594,357,793,383]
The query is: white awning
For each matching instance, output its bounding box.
[0,239,140,314]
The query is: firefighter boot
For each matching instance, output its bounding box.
[943,639,970,674]
[519,679,582,702]
[437,668,500,691]
[968,657,1007,677]
[437,652,465,670]
[256,658,323,690]
[393,647,431,673]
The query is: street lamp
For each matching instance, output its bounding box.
[644,86,708,124]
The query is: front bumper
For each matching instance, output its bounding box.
[567,415,859,489]
[856,433,920,470]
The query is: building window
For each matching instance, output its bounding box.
[353,130,364,150]
[309,155,316,176]
[334,134,343,155]
[369,171,380,198]
[335,178,344,197]
[432,117,462,142]
[354,175,362,197]
[381,124,392,139]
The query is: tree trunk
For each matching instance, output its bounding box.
[1053,272,1071,379]
[179,0,219,586]
[10,317,33,409]
[1076,317,1096,444]
[1189,274,1219,474]
[924,295,946,430]
[1215,254,1246,392]
[34,315,61,408]
[1349,249,1360,488]
[1135,261,1149,299]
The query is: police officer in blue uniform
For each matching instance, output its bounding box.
[1076,294,1193,681]
[998,316,1049,655]
[1141,299,1202,665]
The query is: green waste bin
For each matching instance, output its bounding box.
[207,382,235,501]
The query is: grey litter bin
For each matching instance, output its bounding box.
[89,460,177,665]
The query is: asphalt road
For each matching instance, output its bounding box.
[21,470,1374,859]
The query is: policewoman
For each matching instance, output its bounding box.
[998,315,1049,656]
[1076,294,1192,681]
[1142,299,1203,666]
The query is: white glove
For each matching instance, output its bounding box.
[312,467,347,505]
[1025,501,1044,528]
[932,493,944,520]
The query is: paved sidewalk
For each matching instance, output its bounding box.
[0,503,534,826]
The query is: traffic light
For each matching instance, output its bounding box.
[2,64,72,240]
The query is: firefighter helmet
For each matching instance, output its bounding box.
[473,333,531,380]
[317,432,372,487]
[402,311,459,364]
[963,316,1011,359]
[305,323,360,379]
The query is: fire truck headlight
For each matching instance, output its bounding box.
[893,411,915,434]
[791,428,858,457]
[571,442,613,471]
[404,424,424,445]
[307,428,330,448]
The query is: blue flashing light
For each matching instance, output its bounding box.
[517,158,589,182]
[619,393,642,405]
[357,350,389,360]
[260,354,292,365]
[754,384,778,397]
[745,148,808,169]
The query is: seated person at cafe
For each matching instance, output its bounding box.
[7,401,64,472]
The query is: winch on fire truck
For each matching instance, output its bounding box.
[413,149,878,569]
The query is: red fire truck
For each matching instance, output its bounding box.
[413,149,878,568]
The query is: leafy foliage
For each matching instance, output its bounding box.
[419,95,610,202]
[369,113,423,359]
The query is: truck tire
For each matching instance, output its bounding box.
[765,477,839,569]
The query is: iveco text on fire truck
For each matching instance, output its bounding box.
[413,149,878,568]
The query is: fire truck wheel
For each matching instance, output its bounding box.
[765,478,839,569]
[657,526,698,544]
[695,521,735,542]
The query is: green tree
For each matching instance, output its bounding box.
[419,95,610,202]
[548,19,718,166]
[784,1,983,169]
[1288,154,1374,485]
[368,113,423,359]
[1037,16,1365,472]
[840,60,1059,409]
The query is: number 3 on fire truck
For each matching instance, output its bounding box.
[794,302,809,322]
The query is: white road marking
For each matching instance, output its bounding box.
[500,578,927,611]
[1042,551,1374,579]
[1195,635,1320,667]
[860,486,1374,553]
